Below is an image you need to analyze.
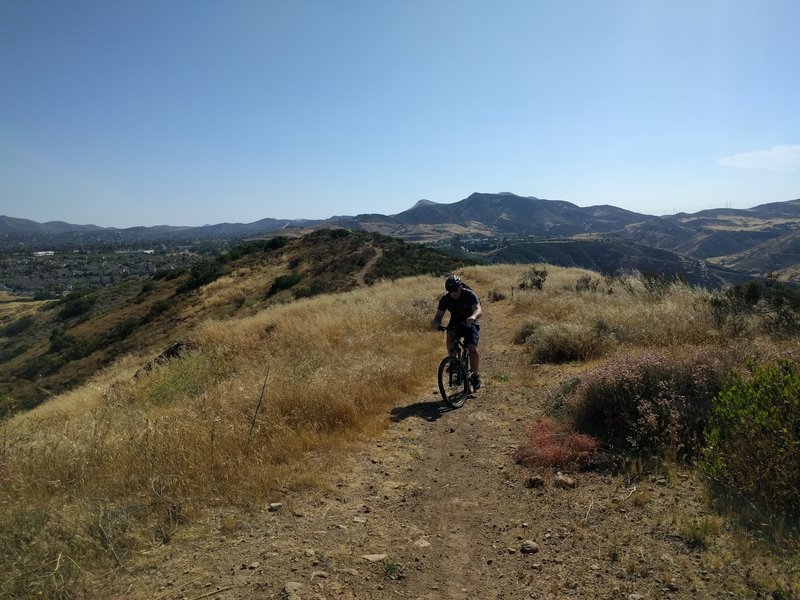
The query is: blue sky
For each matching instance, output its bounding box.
[1,1,799,228]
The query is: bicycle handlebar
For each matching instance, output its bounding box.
[439,324,468,332]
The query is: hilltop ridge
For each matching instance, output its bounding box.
[0,230,468,415]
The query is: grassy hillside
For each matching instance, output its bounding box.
[0,230,468,416]
[476,236,749,287]
[2,261,799,597]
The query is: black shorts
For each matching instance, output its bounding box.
[451,322,480,347]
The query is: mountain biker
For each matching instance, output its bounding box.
[431,274,482,390]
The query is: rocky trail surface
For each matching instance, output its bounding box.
[111,319,794,600]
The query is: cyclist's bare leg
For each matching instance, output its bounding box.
[467,344,480,376]
[447,329,457,357]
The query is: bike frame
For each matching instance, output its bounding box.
[437,325,473,407]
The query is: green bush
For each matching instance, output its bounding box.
[267,273,303,297]
[103,318,138,345]
[225,236,289,260]
[57,294,96,321]
[139,352,212,405]
[177,258,224,292]
[152,267,185,281]
[0,342,30,362]
[702,362,800,521]
[48,328,91,359]
[144,300,170,321]
[293,282,328,299]
[0,315,35,337]
[711,280,800,338]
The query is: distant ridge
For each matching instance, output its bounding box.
[410,199,438,209]
[0,215,105,235]
[5,192,800,281]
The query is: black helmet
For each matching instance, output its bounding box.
[445,274,462,292]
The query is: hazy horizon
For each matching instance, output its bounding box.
[4,191,799,230]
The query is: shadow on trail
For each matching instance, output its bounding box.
[390,400,456,423]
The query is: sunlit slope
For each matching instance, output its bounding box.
[0,230,468,415]
[4,261,800,597]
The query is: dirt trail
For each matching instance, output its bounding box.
[112,313,793,599]
[355,246,383,286]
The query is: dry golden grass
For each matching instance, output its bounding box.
[0,296,45,322]
[699,216,798,231]
[7,276,442,481]
[197,262,287,312]
[1,275,448,596]
[507,267,731,352]
[2,263,798,597]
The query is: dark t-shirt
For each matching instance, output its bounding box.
[437,287,480,325]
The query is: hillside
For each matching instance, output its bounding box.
[477,236,749,288]
[6,194,800,283]
[2,264,798,599]
[0,230,468,416]
[620,200,800,281]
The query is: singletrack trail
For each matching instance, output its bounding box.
[111,312,791,599]
[355,245,383,286]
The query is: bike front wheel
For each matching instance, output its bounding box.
[437,356,467,408]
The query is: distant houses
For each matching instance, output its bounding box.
[33,249,156,256]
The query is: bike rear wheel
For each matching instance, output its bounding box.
[437,355,467,408]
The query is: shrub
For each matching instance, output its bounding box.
[48,328,91,359]
[527,320,617,363]
[144,300,170,321]
[103,318,138,345]
[178,258,224,292]
[519,266,548,290]
[0,342,29,362]
[565,348,734,460]
[681,515,722,549]
[137,280,155,299]
[225,237,288,261]
[267,273,303,297]
[702,361,800,521]
[138,351,216,406]
[33,290,60,301]
[382,558,405,581]
[710,279,800,338]
[574,274,600,292]
[515,418,599,469]
[488,288,506,302]
[57,294,96,321]
[513,320,540,345]
[294,282,328,299]
[642,272,685,297]
[0,315,35,337]
[152,267,185,281]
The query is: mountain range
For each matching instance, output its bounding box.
[4,192,800,284]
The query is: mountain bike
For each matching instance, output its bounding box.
[437,325,474,408]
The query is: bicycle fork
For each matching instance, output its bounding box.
[451,350,470,389]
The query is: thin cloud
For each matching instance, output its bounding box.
[718,145,800,173]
